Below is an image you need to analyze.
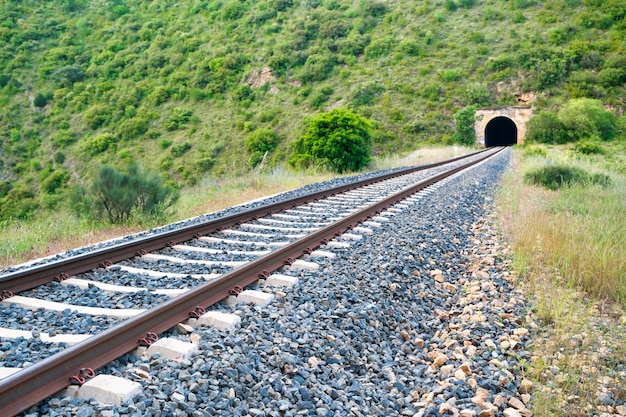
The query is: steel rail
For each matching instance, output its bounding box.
[0,148,491,294]
[0,147,503,416]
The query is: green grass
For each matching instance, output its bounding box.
[497,142,626,415]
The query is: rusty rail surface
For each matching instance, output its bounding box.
[0,147,502,416]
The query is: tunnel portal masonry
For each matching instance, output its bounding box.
[475,106,533,147]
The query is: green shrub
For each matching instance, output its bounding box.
[289,108,373,173]
[245,128,281,167]
[351,82,384,106]
[147,86,170,105]
[299,53,337,83]
[487,55,514,72]
[444,0,457,11]
[463,83,490,106]
[160,156,173,171]
[511,11,526,23]
[311,86,334,109]
[362,1,387,17]
[364,36,395,58]
[453,105,477,146]
[524,165,611,190]
[399,40,422,57]
[118,117,148,141]
[158,139,172,149]
[170,142,192,157]
[233,85,254,102]
[575,141,604,155]
[440,70,459,82]
[164,107,193,131]
[84,133,117,155]
[526,111,569,144]
[54,151,66,164]
[194,157,215,172]
[511,0,535,8]
[558,98,617,141]
[54,65,84,86]
[146,129,162,139]
[52,130,77,148]
[0,187,38,220]
[597,67,625,87]
[88,163,178,223]
[420,82,444,101]
[222,2,247,20]
[522,145,547,158]
[41,169,69,194]
[259,109,281,123]
[83,105,110,129]
[0,181,13,199]
[336,34,371,57]
[531,58,567,89]
[34,93,47,108]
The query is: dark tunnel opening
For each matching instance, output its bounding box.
[484,117,517,147]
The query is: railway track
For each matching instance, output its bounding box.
[0,147,522,416]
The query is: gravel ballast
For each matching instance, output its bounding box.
[15,149,554,417]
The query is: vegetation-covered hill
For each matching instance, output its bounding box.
[0,0,624,221]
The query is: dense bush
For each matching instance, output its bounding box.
[597,67,625,87]
[245,128,281,167]
[52,130,77,148]
[54,65,85,86]
[40,169,69,194]
[351,82,384,107]
[558,98,616,141]
[33,93,47,108]
[526,100,617,144]
[87,163,179,223]
[299,53,336,83]
[0,186,38,220]
[526,111,569,144]
[364,36,395,58]
[574,141,605,155]
[164,107,193,131]
[118,117,149,141]
[289,108,373,173]
[524,165,611,190]
[311,86,334,109]
[453,105,477,146]
[84,133,117,156]
[83,105,110,129]
[522,145,547,158]
[170,142,192,157]
[0,181,13,200]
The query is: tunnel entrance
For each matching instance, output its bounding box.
[484,116,517,147]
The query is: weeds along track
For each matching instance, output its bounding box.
[0,148,511,416]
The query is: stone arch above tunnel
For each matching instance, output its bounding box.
[475,106,533,147]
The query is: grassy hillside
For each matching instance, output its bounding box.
[0,0,624,222]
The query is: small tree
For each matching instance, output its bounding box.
[90,163,178,223]
[558,98,617,141]
[289,108,373,173]
[33,93,47,108]
[453,105,477,146]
